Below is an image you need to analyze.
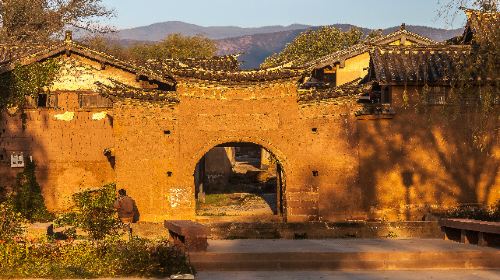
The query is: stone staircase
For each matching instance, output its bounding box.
[189,239,500,271]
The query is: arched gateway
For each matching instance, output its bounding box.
[106,69,354,223]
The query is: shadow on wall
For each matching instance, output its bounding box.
[358,104,499,221]
[0,110,49,203]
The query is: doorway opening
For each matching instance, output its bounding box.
[194,142,285,221]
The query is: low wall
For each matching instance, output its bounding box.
[206,221,443,240]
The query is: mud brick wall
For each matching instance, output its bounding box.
[0,98,115,211]
[357,86,500,221]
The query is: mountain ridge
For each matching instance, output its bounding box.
[115,21,312,41]
[100,21,463,69]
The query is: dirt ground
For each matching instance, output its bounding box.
[197,157,278,217]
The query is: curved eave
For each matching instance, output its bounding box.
[96,81,180,104]
[148,62,305,85]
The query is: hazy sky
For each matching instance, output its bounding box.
[101,0,467,30]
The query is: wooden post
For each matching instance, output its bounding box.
[460,229,468,244]
[443,227,448,240]
[478,232,487,246]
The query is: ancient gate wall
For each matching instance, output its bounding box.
[113,81,365,222]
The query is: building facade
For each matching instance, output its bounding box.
[0,20,498,222]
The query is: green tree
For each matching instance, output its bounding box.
[11,160,53,221]
[128,33,217,62]
[261,27,363,68]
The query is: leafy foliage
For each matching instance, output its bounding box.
[56,183,122,240]
[443,201,500,221]
[10,160,53,222]
[0,0,114,43]
[0,238,193,278]
[83,33,217,62]
[438,0,498,23]
[130,33,217,61]
[0,58,60,112]
[0,201,27,242]
[261,26,363,68]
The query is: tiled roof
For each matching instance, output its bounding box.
[0,38,176,87]
[146,59,304,85]
[96,80,180,103]
[367,45,470,85]
[162,55,241,71]
[0,44,49,67]
[1,36,303,86]
[297,78,364,103]
[305,29,438,70]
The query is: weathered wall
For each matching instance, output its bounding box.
[335,52,370,87]
[204,147,234,190]
[358,86,500,221]
[0,103,115,211]
[0,52,142,211]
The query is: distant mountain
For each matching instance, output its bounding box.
[216,25,463,69]
[115,21,311,41]
[100,21,463,69]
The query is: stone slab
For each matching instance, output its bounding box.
[440,218,500,234]
[196,270,500,280]
[190,239,500,271]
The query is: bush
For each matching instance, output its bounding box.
[11,160,53,222]
[0,201,27,242]
[443,201,500,222]
[56,184,122,240]
[0,238,194,278]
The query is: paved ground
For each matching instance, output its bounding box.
[203,238,498,253]
[196,270,500,280]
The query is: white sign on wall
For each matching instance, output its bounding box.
[11,152,24,168]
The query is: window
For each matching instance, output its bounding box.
[381,87,392,104]
[79,94,113,109]
[24,93,57,109]
[426,88,447,105]
[10,152,24,168]
[37,93,48,107]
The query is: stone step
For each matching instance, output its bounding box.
[189,239,500,271]
[190,251,499,271]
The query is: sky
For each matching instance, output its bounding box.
[101,0,467,30]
